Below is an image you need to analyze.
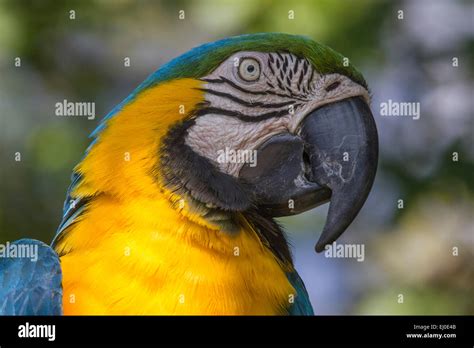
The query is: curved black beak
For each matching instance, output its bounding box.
[239,97,378,253]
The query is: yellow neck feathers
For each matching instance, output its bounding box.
[56,79,294,315]
[71,78,204,200]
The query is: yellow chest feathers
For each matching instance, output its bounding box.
[58,194,294,315]
[55,78,295,314]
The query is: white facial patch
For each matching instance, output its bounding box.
[185,51,370,177]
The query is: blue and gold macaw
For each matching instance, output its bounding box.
[0,33,378,315]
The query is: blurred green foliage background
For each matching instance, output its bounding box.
[0,0,472,314]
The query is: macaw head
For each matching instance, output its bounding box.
[68,33,378,254]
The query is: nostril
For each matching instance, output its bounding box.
[302,149,311,165]
[302,149,312,180]
[325,81,340,92]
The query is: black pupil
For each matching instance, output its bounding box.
[246,64,255,73]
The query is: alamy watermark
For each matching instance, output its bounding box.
[0,241,38,262]
[380,99,420,120]
[324,241,365,262]
[217,147,257,167]
[55,99,95,120]
[18,322,55,341]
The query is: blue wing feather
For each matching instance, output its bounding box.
[287,271,314,315]
[0,239,63,315]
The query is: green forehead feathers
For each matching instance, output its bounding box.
[139,33,368,93]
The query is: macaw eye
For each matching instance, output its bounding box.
[238,58,261,82]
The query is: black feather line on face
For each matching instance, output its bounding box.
[159,118,253,212]
[194,106,290,122]
[159,116,293,265]
[202,77,308,102]
[277,77,285,90]
[282,55,288,70]
[197,88,294,109]
[297,70,305,92]
[303,60,309,75]
[307,69,314,91]
[269,62,276,76]
[293,59,300,74]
